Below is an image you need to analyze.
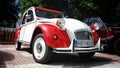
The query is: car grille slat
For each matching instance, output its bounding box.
[74,31,92,40]
[74,31,93,48]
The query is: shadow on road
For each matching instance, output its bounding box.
[50,53,113,68]
[15,47,119,68]
[0,51,15,68]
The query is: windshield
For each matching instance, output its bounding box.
[35,9,62,18]
[84,17,103,28]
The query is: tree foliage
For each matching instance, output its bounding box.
[0,0,120,27]
[0,0,22,27]
[20,0,120,23]
[20,0,43,12]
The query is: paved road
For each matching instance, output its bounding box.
[0,45,120,68]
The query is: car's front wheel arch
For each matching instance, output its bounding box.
[30,28,42,53]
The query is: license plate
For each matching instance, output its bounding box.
[77,40,93,47]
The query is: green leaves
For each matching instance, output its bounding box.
[20,0,43,13]
[80,0,93,8]
[20,0,120,23]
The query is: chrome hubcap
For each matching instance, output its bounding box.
[34,37,46,59]
[37,43,42,53]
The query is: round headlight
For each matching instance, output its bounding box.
[91,23,100,30]
[57,19,65,29]
[94,23,100,30]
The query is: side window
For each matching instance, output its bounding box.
[36,10,47,17]
[22,13,27,24]
[27,10,34,22]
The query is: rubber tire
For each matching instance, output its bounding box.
[78,52,95,59]
[32,34,52,64]
[114,39,120,55]
[15,41,21,50]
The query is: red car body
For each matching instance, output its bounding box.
[84,17,120,55]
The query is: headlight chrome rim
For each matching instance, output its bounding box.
[57,19,65,30]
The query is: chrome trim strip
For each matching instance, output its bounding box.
[53,47,99,53]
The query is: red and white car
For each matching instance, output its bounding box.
[14,6,101,63]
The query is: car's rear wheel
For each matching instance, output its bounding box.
[32,34,52,64]
[78,52,95,59]
[114,39,120,55]
[15,41,21,50]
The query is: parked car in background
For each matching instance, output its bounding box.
[14,6,102,64]
[83,17,120,55]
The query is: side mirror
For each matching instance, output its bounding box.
[25,15,31,19]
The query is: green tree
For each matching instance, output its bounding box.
[20,0,96,19]
[20,0,43,12]
[20,0,120,23]
[93,0,120,23]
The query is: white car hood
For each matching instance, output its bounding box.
[38,18,91,32]
[63,18,91,32]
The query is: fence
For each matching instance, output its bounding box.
[0,27,16,44]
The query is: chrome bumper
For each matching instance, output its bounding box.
[53,39,101,53]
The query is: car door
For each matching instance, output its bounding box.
[23,10,36,43]
[19,12,27,41]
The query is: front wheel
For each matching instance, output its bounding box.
[78,52,95,59]
[114,39,120,55]
[32,34,52,64]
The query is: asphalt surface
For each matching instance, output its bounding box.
[0,45,120,68]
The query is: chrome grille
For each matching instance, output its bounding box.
[74,31,94,47]
[74,31,92,40]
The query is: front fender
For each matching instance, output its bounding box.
[36,24,71,48]
[14,27,22,42]
[92,31,99,45]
